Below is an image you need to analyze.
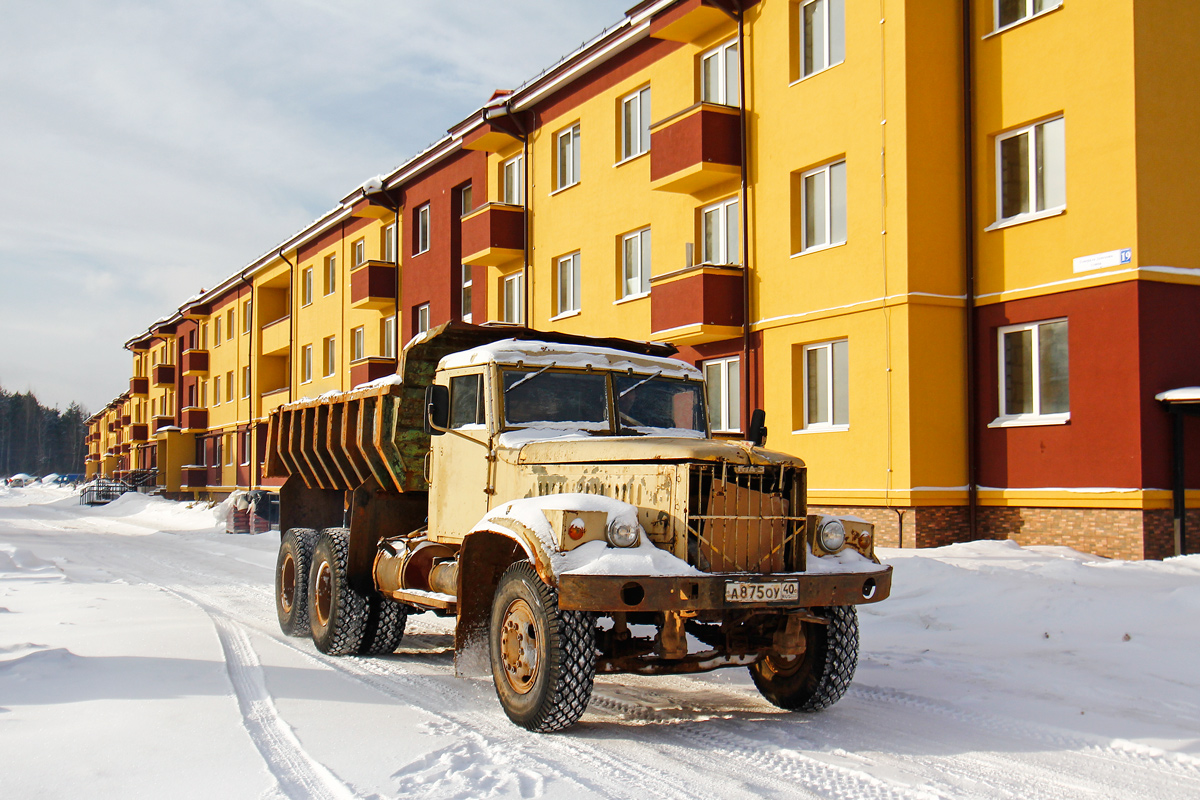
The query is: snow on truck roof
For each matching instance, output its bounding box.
[438,338,701,379]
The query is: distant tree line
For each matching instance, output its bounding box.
[0,386,87,477]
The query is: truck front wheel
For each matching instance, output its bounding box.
[275,528,316,637]
[308,528,368,655]
[488,562,596,732]
[749,605,859,711]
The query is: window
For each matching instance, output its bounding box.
[226,309,234,340]
[302,267,313,306]
[415,303,430,335]
[212,376,221,406]
[414,204,430,254]
[801,160,847,252]
[225,371,234,403]
[701,40,739,106]
[226,434,234,467]
[213,436,222,469]
[352,238,365,267]
[242,300,251,334]
[556,124,581,190]
[351,326,365,362]
[322,336,336,377]
[461,265,473,323]
[503,273,524,324]
[381,316,396,359]
[621,228,652,298]
[704,356,741,432]
[198,379,206,408]
[996,0,1062,31]
[323,254,337,295]
[995,319,1069,424]
[800,0,844,78]
[240,432,251,466]
[449,374,485,429]
[803,339,849,430]
[502,155,524,205]
[701,197,740,265]
[301,344,313,383]
[621,86,651,161]
[383,223,396,263]
[996,116,1065,224]
[242,366,251,399]
[556,252,581,316]
[200,323,208,350]
[460,182,473,216]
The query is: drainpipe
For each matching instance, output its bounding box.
[278,248,296,403]
[962,0,979,540]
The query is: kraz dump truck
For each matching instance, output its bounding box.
[267,322,891,732]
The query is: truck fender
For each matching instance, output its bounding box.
[454,529,530,677]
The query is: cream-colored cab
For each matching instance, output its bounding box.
[427,365,495,544]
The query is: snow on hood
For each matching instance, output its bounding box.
[439,338,700,379]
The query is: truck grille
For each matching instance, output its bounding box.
[687,462,806,574]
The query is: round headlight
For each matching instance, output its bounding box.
[818,519,846,553]
[607,520,639,548]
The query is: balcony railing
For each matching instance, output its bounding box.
[350,261,397,310]
[261,315,290,356]
[128,424,149,443]
[153,415,175,433]
[181,407,208,431]
[649,264,744,346]
[152,363,176,387]
[180,466,208,489]
[350,356,399,389]
[461,203,525,266]
[650,103,741,195]
[130,376,149,396]
[181,349,209,376]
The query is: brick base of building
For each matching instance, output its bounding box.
[809,504,1200,561]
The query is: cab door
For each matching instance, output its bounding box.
[428,369,493,544]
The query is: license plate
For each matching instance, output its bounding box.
[724,580,799,603]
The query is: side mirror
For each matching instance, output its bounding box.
[748,408,767,447]
[424,384,449,436]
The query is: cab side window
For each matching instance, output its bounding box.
[449,374,484,428]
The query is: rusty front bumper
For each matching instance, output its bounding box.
[557,565,892,613]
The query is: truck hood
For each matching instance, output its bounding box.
[505,434,804,468]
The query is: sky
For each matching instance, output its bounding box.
[0,0,632,414]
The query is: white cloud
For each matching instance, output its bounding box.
[0,0,631,412]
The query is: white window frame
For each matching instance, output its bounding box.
[461,265,473,323]
[993,0,1062,33]
[502,155,524,205]
[703,356,741,433]
[991,318,1070,427]
[620,228,652,299]
[415,203,431,254]
[701,197,740,265]
[323,336,336,377]
[801,339,849,431]
[323,254,337,296]
[242,299,252,334]
[503,273,524,324]
[225,434,235,467]
[226,310,235,340]
[993,116,1066,228]
[352,238,365,267]
[351,326,365,362]
[302,267,313,307]
[700,39,739,106]
[556,124,581,190]
[416,303,430,335]
[800,159,847,253]
[241,366,251,399]
[301,344,313,383]
[620,86,651,162]
[460,183,473,217]
[240,432,251,466]
[226,370,234,403]
[212,376,221,406]
[555,252,581,317]
[383,223,396,263]
[382,316,396,359]
[799,0,845,80]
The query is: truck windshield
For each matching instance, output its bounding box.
[502,370,609,429]
[615,374,706,435]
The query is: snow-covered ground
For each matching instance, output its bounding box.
[1,486,1198,800]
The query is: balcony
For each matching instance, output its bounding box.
[181,299,211,320]
[649,264,744,346]
[128,424,149,443]
[181,407,208,431]
[121,414,131,426]
[152,363,176,387]
[350,261,397,310]
[180,466,208,489]
[350,357,398,389]
[181,349,209,376]
[130,376,149,397]
[462,120,521,153]
[650,103,741,195]
[461,203,525,267]
[261,315,290,356]
[648,0,736,43]
[153,415,176,433]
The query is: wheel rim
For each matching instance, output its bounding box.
[760,652,803,680]
[499,598,542,695]
[314,560,333,627]
[280,552,296,613]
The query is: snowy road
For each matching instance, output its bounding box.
[2,488,1199,799]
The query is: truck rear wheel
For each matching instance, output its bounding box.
[749,605,859,711]
[358,596,409,655]
[488,562,595,732]
[308,528,368,655]
[275,528,317,637]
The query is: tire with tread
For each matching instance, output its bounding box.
[275,528,317,637]
[308,528,368,655]
[488,562,595,732]
[749,605,859,711]
[358,595,409,655]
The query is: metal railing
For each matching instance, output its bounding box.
[80,479,132,506]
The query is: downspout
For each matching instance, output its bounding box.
[962,0,979,539]
[240,268,255,490]
[278,248,296,403]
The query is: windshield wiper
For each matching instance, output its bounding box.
[504,362,557,393]
[618,369,662,398]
